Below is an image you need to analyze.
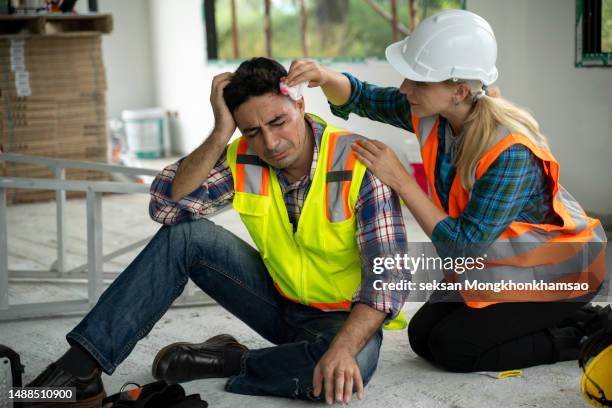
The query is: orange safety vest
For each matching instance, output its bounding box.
[412,113,607,308]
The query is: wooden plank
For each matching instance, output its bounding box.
[0,31,103,40]
[264,0,272,57]
[363,0,410,36]
[230,0,239,58]
[409,0,417,32]
[0,15,44,35]
[0,14,112,36]
[300,0,309,57]
[391,0,398,42]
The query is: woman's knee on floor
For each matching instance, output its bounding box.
[407,314,434,360]
[426,324,481,372]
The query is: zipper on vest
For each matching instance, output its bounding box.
[296,244,306,304]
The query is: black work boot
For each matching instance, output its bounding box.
[558,304,612,338]
[24,363,106,407]
[549,326,583,362]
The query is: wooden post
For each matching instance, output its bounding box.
[264,0,272,57]
[391,0,398,42]
[362,0,410,36]
[409,0,417,33]
[300,0,309,57]
[230,0,239,58]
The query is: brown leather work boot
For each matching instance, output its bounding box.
[152,334,248,384]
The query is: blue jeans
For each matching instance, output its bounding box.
[67,218,382,400]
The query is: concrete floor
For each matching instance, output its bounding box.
[1,185,609,407]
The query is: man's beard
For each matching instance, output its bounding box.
[264,142,294,168]
[264,153,293,169]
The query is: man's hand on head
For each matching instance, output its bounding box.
[210,72,237,141]
[170,72,236,202]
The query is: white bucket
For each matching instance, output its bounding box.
[122,108,170,158]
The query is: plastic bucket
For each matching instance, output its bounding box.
[122,108,170,158]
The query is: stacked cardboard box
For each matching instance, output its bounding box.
[0,34,109,204]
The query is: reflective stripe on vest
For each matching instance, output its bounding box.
[326,131,362,222]
[234,138,270,196]
[412,113,607,307]
[226,113,407,329]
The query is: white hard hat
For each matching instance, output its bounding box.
[385,9,498,85]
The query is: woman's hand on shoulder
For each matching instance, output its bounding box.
[351,139,413,191]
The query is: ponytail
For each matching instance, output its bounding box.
[454,83,548,190]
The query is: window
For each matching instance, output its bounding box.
[203,0,466,61]
[576,0,611,67]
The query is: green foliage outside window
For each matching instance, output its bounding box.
[211,0,466,61]
[603,0,611,52]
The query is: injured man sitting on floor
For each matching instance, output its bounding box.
[26,57,410,406]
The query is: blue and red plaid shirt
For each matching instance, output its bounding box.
[150,114,408,321]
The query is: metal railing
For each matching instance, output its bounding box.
[0,153,214,320]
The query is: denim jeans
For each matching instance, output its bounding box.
[67,218,382,400]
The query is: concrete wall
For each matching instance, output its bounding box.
[120,0,610,213]
[148,0,210,156]
[468,0,612,214]
[77,0,156,119]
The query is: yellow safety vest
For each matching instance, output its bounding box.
[227,114,406,329]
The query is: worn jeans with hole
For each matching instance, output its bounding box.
[67,218,382,400]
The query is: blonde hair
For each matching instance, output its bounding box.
[453,80,548,190]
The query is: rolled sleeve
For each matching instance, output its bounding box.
[149,149,234,225]
[352,170,409,322]
[329,73,414,132]
[328,73,363,120]
[353,243,410,322]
